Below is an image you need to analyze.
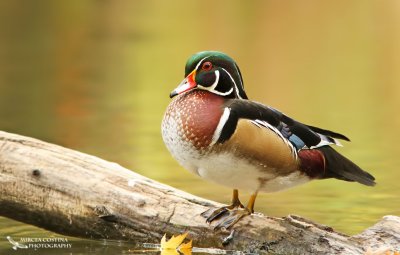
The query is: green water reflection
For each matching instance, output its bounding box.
[0,0,399,253]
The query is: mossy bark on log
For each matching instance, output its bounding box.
[0,131,399,255]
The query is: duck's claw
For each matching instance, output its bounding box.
[213,208,251,230]
[201,207,230,223]
[201,190,255,230]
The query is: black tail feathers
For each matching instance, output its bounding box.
[318,146,376,186]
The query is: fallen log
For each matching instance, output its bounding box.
[0,130,398,254]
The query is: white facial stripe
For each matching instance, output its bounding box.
[195,56,211,71]
[197,70,234,96]
[208,87,234,96]
[221,67,242,99]
[193,56,238,98]
[210,107,231,145]
[208,70,220,90]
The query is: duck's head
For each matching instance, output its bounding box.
[170,51,248,99]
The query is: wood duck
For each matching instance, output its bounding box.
[161,51,375,229]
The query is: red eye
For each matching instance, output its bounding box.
[201,61,213,71]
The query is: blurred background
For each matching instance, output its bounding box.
[0,0,399,251]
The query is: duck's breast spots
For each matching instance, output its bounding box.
[173,91,224,150]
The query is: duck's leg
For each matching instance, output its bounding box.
[201,189,244,223]
[214,192,258,230]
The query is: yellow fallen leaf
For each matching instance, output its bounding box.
[179,239,193,255]
[179,239,192,250]
[161,232,188,250]
[160,232,193,255]
[161,247,179,255]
